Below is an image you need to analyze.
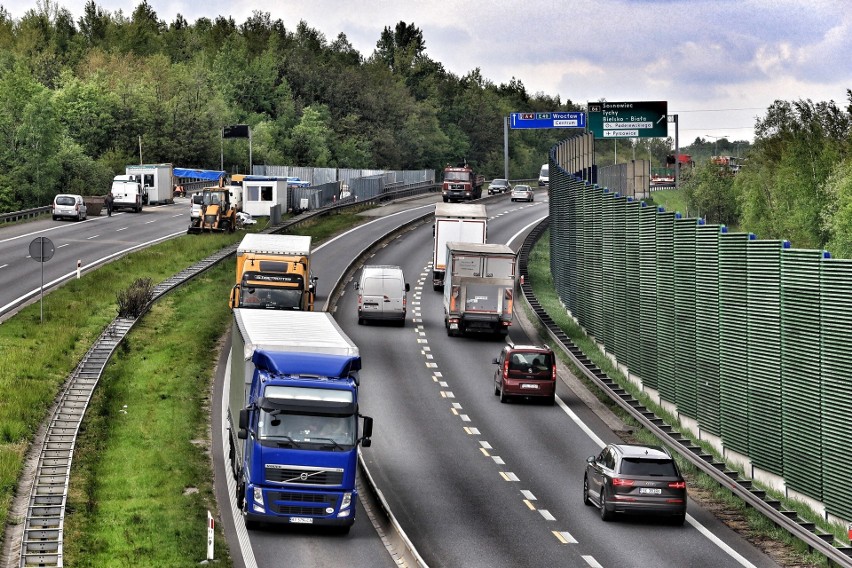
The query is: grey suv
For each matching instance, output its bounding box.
[584,443,687,524]
[488,178,511,195]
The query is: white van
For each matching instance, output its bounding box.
[355,265,410,326]
[538,164,549,186]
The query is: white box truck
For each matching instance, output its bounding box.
[126,163,175,205]
[432,203,487,290]
[443,242,516,337]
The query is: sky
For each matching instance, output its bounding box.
[2,0,851,145]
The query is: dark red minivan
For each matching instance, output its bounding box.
[492,342,556,405]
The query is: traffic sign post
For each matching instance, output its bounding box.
[28,236,55,323]
[510,112,586,129]
[587,101,668,139]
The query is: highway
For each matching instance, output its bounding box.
[0,193,785,567]
[0,201,191,318]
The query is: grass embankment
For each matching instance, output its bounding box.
[525,230,836,567]
[646,188,689,216]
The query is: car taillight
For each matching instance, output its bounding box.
[502,359,509,380]
[551,363,557,381]
[357,294,362,307]
[612,478,634,487]
[668,481,686,489]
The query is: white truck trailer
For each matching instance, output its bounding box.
[432,202,487,290]
[443,242,516,337]
[126,163,175,205]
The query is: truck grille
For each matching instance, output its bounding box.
[268,491,337,515]
[266,465,344,486]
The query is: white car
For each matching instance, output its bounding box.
[52,194,87,221]
[510,185,534,202]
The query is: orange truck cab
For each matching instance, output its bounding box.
[229,234,317,311]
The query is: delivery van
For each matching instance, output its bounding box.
[538,164,549,186]
[355,265,410,326]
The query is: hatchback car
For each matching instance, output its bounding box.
[52,194,87,221]
[488,178,511,195]
[492,342,556,404]
[584,443,687,524]
[510,185,534,202]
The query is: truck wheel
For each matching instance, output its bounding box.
[236,481,246,511]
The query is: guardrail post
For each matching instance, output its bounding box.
[207,510,215,561]
[77,259,82,279]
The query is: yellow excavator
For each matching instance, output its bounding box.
[187,188,237,234]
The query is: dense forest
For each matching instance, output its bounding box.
[0,0,583,211]
[1,1,850,256]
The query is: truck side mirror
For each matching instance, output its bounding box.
[353,281,359,290]
[238,408,249,439]
[361,415,373,441]
[229,284,240,309]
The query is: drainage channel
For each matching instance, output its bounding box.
[516,218,852,567]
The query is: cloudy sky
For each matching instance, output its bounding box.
[3,0,851,144]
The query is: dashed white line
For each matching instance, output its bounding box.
[492,456,504,465]
[521,490,536,500]
[499,471,520,482]
[57,243,69,248]
[582,555,603,568]
[538,510,555,521]
[479,441,492,450]
[86,235,100,240]
[553,530,578,544]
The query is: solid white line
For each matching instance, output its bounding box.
[221,355,259,568]
[686,513,759,568]
[556,396,607,449]
[505,215,549,248]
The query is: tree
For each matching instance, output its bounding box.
[682,160,739,225]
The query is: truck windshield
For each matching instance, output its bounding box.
[241,286,303,309]
[259,413,356,447]
[444,172,470,182]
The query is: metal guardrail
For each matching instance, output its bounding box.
[1,207,51,224]
[15,179,439,567]
[515,218,852,567]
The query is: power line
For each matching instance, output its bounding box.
[671,107,766,113]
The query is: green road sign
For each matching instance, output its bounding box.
[587,101,668,139]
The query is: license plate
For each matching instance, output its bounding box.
[450,323,458,330]
[639,488,662,495]
[290,517,314,524]
[521,383,539,389]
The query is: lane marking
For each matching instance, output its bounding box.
[479,441,492,449]
[582,556,603,568]
[492,456,504,465]
[463,427,480,435]
[687,514,759,568]
[539,510,556,521]
[523,500,536,511]
[521,490,536,500]
[479,448,490,457]
[553,530,576,544]
[499,472,520,482]
[58,243,69,248]
[86,234,100,240]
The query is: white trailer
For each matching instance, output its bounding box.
[126,163,175,205]
[432,203,487,290]
[443,242,516,337]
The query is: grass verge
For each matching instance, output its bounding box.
[57,213,371,565]
[525,229,837,568]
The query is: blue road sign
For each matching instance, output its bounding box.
[510,112,586,129]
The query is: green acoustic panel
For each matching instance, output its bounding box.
[655,211,676,402]
[718,233,751,455]
[638,204,659,388]
[623,200,641,371]
[586,187,604,338]
[611,196,629,363]
[673,217,698,420]
[746,240,784,475]
[780,249,822,499]
[820,258,852,520]
[601,191,616,349]
[695,224,723,436]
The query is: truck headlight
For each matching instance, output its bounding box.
[253,487,264,506]
[340,492,352,510]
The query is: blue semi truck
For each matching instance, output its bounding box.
[228,309,373,533]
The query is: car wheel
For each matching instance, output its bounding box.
[671,512,686,526]
[52,215,58,221]
[494,381,500,396]
[600,487,614,521]
[499,385,509,403]
[583,475,592,506]
[546,393,556,406]
[358,317,363,325]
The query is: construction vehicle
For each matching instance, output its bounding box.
[187,188,237,234]
[229,234,317,311]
